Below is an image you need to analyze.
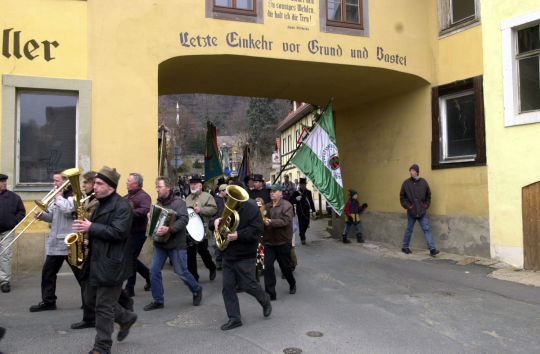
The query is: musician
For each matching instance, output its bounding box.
[263,184,296,300]
[72,166,137,353]
[143,176,202,311]
[185,174,218,282]
[29,171,83,312]
[0,173,26,293]
[281,174,296,202]
[211,183,271,330]
[213,184,228,270]
[291,178,316,245]
[123,173,151,297]
[248,174,270,204]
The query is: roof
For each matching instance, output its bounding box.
[277,103,314,132]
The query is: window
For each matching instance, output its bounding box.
[438,0,480,36]
[431,76,486,169]
[18,90,77,184]
[320,0,369,36]
[295,129,300,146]
[502,10,540,126]
[2,75,91,192]
[288,135,291,153]
[206,0,263,23]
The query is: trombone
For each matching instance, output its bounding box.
[0,170,78,256]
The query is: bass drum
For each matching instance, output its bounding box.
[186,207,205,242]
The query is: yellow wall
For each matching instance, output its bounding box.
[482,0,540,266]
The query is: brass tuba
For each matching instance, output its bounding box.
[62,168,88,267]
[214,185,249,251]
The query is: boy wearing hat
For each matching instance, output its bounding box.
[399,164,439,256]
[73,166,138,353]
[342,189,368,244]
[0,173,26,293]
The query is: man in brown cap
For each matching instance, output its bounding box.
[73,166,138,354]
[0,173,26,293]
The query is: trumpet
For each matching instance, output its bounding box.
[0,168,80,256]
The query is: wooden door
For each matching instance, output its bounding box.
[523,181,540,270]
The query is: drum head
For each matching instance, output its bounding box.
[186,207,205,242]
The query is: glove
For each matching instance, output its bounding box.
[296,196,302,201]
[362,203,368,209]
[312,212,316,217]
[423,203,429,208]
[408,205,414,210]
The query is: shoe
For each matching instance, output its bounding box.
[1,282,10,293]
[401,248,412,254]
[88,349,106,354]
[216,262,222,270]
[71,321,95,330]
[193,288,202,306]
[125,288,135,297]
[356,236,365,243]
[430,249,440,257]
[144,281,151,291]
[220,319,242,331]
[117,313,137,342]
[143,302,164,311]
[0,326,5,340]
[209,268,216,281]
[269,294,276,301]
[29,301,57,312]
[262,295,272,317]
[289,285,296,294]
[301,240,306,245]
[342,237,351,244]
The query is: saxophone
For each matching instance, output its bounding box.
[63,168,88,267]
[214,185,249,251]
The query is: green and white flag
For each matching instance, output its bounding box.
[291,103,345,215]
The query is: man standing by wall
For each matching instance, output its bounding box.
[400,164,440,257]
[0,173,26,293]
[72,166,138,353]
[291,178,316,245]
[123,173,151,297]
[185,175,217,282]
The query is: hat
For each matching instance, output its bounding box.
[252,174,264,182]
[0,173,8,181]
[270,184,283,191]
[299,178,307,184]
[349,189,358,197]
[284,174,289,178]
[219,184,227,191]
[96,166,120,189]
[217,177,226,185]
[409,164,420,174]
[190,174,203,183]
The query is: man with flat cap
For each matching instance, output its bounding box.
[0,173,26,293]
[73,166,138,354]
[185,174,218,282]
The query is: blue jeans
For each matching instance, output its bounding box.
[149,247,201,304]
[402,213,436,250]
[342,221,363,237]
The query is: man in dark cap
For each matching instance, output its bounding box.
[72,166,138,354]
[0,173,26,293]
[248,174,270,204]
[291,178,316,245]
[399,164,439,257]
[342,189,368,244]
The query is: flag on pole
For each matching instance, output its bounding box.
[290,103,345,214]
[237,144,251,186]
[204,120,223,187]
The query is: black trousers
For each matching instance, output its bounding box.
[41,255,82,304]
[85,284,134,353]
[125,232,150,291]
[263,244,295,298]
[297,213,310,241]
[222,258,267,322]
[187,239,216,281]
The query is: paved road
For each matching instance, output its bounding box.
[1,219,539,353]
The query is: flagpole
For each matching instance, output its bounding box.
[274,98,334,182]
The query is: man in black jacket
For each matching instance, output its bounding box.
[291,178,316,245]
[212,184,271,331]
[399,164,439,257]
[143,176,202,311]
[0,173,26,293]
[72,166,138,354]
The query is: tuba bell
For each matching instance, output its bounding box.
[214,185,249,251]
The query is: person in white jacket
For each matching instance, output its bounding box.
[29,171,83,312]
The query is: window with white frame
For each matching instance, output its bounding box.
[502,10,540,126]
[438,0,480,36]
[431,76,486,169]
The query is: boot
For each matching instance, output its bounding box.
[356,235,364,243]
[290,247,297,270]
[342,237,351,244]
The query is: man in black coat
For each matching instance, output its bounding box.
[399,164,439,257]
[212,184,271,331]
[291,178,316,245]
[73,166,137,354]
